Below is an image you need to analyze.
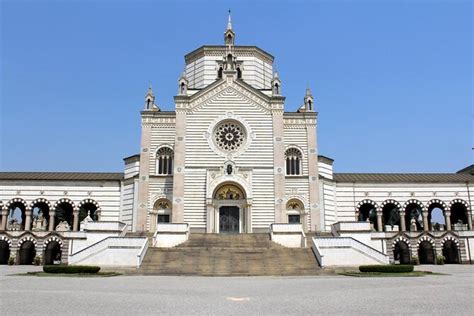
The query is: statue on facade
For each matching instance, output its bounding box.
[7,218,21,231]
[387,207,400,227]
[55,221,71,232]
[33,212,48,231]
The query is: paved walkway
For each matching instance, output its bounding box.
[0,265,473,315]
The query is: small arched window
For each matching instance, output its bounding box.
[274,83,280,95]
[180,82,185,94]
[285,148,302,175]
[156,147,174,175]
[217,67,223,79]
[308,100,312,111]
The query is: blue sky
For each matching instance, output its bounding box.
[1,0,472,173]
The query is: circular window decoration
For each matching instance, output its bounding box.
[214,120,246,152]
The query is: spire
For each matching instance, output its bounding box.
[144,84,159,111]
[224,10,235,46]
[305,87,312,97]
[227,9,233,31]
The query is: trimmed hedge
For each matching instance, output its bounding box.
[43,265,101,274]
[359,265,414,273]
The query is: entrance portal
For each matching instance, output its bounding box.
[219,206,239,233]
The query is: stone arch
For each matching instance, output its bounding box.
[380,199,402,231]
[53,198,76,230]
[5,198,29,230]
[17,236,37,265]
[426,199,447,231]
[417,236,435,264]
[286,198,305,224]
[152,198,172,224]
[448,199,470,230]
[0,236,12,265]
[356,199,378,230]
[78,199,101,225]
[30,198,52,231]
[43,236,63,265]
[214,183,246,200]
[208,176,251,201]
[404,200,424,231]
[441,236,461,264]
[392,237,411,264]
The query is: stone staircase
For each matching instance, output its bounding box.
[138,233,322,276]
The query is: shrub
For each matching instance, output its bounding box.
[43,265,101,274]
[8,256,15,266]
[359,264,414,273]
[411,256,419,265]
[33,256,42,266]
[436,255,445,265]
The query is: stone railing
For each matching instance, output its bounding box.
[68,236,147,267]
[333,221,372,232]
[153,223,190,248]
[270,223,306,248]
[313,237,389,265]
[81,221,128,235]
[136,238,149,267]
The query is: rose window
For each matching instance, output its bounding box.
[214,120,245,152]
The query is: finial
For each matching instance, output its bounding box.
[306,86,312,96]
[273,71,279,79]
[227,9,232,30]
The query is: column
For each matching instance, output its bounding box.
[149,210,158,232]
[0,209,8,230]
[271,102,286,223]
[172,97,188,224]
[206,201,213,233]
[422,210,429,232]
[136,120,152,232]
[305,114,320,232]
[399,211,406,232]
[48,210,56,231]
[24,209,32,231]
[467,211,473,230]
[246,202,252,233]
[72,210,79,231]
[444,210,452,231]
[376,211,383,232]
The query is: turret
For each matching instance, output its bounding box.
[144,85,159,111]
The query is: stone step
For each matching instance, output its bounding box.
[139,233,321,276]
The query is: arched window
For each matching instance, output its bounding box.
[217,67,223,79]
[285,148,302,175]
[307,100,312,111]
[156,147,174,175]
[274,83,280,95]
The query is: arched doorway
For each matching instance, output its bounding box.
[357,202,378,231]
[443,240,460,264]
[153,199,172,224]
[213,183,246,234]
[393,241,411,264]
[18,241,36,265]
[0,240,10,264]
[286,199,304,224]
[418,240,435,264]
[44,241,62,265]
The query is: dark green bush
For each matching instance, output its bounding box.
[359,264,414,273]
[43,265,101,274]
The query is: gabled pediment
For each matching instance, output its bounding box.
[188,79,272,113]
